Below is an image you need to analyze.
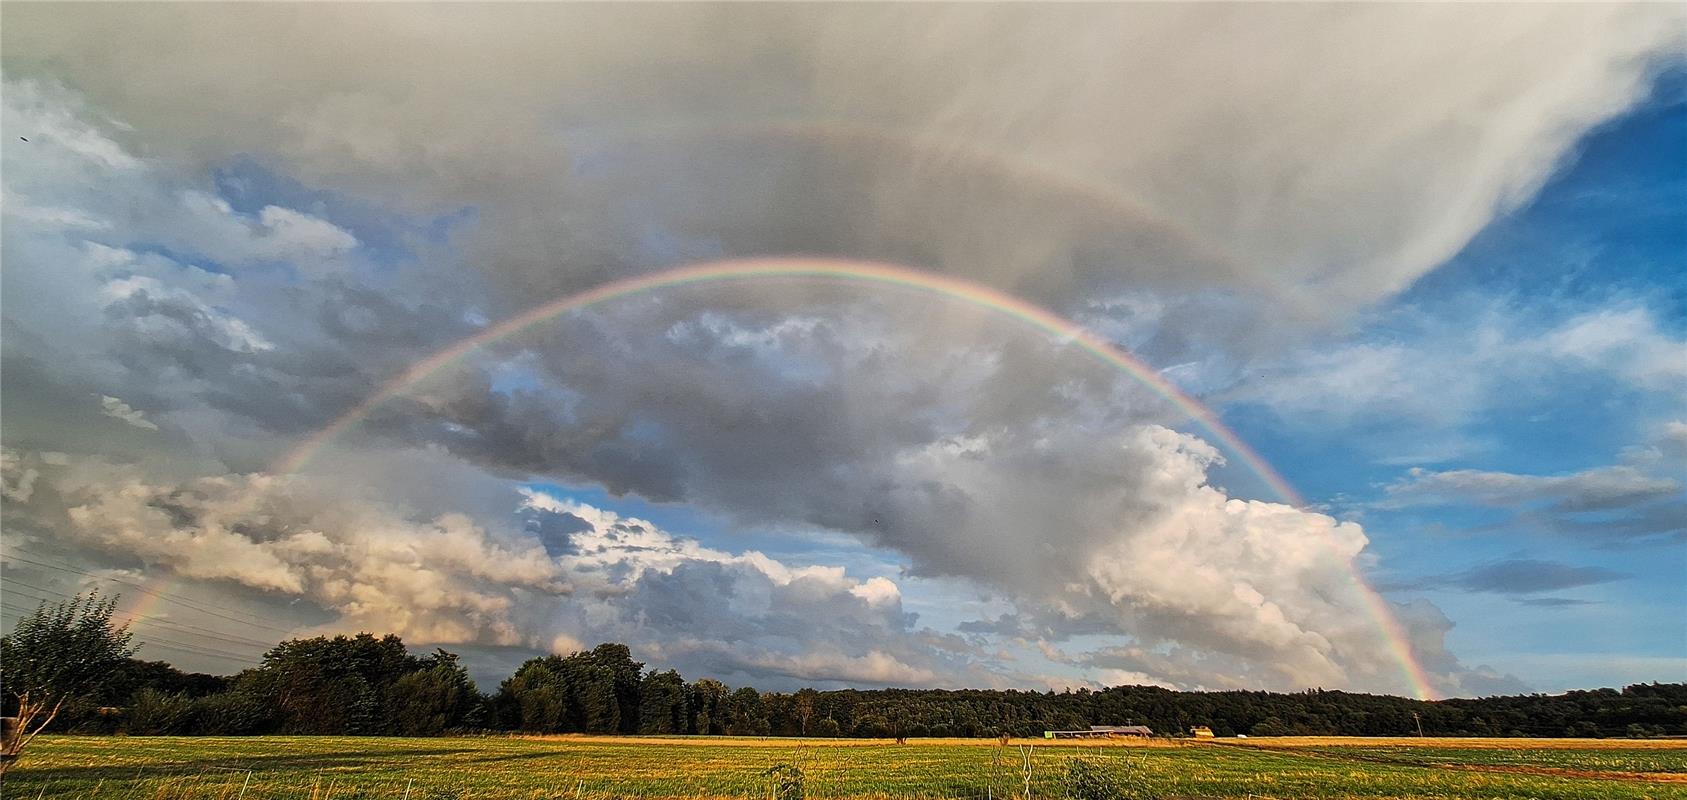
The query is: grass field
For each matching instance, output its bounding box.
[4,735,1685,800]
[1247,737,1687,778]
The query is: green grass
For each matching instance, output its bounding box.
[3,735,1685,800]
[1305,744,1687,775]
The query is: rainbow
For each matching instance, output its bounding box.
[568,117,1246,283]
[275,256,1438,700]
[275,258,1283,487]
[121,577,178,629]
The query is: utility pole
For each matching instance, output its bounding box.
[1412,711,1424,738]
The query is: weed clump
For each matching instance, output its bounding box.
[1064,756,1160,800]
[764,762,804,800]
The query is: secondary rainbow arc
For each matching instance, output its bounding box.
[275,257,1439,700]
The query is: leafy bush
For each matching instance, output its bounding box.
[191,690,275,735]
[763,763,804,800]
[127,689,196,735]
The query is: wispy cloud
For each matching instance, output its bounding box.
[1514,597,1595,608]
[1384,466,1680,513]
[1385,558,1628,595]
[1377,426,1686,544]
[1242,305,1687,438]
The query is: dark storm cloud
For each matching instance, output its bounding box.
[8,4,1676,319]
[355,297,1203,595]
[957,615,1027,638]
[525,510,593,558]
[0,353,183,459]
[475,128,1240,311]
[352,295,1112,510]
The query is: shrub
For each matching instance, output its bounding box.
[127,689,196,735]
[191,691,275,735]
[763,763,804,800]
[1064,756,1160,800]
[1064,758,1117,800]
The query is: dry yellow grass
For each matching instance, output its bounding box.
[509,733,1187,748]
[9,734,1685,799]
[1233,736,1687,750]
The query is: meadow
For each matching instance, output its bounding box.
[5,735,1686,800]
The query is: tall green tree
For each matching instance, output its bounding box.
[243,633,419,734]
[578,664,621,733]
[387,649,480,735]
[690,678,730,735]
[729,686,769,735]
[584,643,644,733]
[496,657,571,732]
[0,592,134,773]
[792,688,819,735]
[639,670,688,734]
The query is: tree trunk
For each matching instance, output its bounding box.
[0,693,66,776]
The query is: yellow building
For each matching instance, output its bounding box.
[1190,725,1215,738]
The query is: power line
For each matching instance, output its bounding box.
[0,596,270,660]
[0,601,260,667]
[1,581,277,645]
[0,583,279,650]
[1,549,292,629]
[1,550,299,634]
[129,637,260,667]
[2,548,292,629]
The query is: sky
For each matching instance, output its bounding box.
[1,4,1683,698]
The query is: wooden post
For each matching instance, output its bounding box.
[1,716,19,767]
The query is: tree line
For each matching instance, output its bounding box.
[5,594,1684,744]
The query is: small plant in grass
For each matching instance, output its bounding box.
[1064,757,1117,800]
[763,762,805,800]
[1063,756,1161,800]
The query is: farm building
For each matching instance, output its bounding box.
[1043,725,1153,739]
